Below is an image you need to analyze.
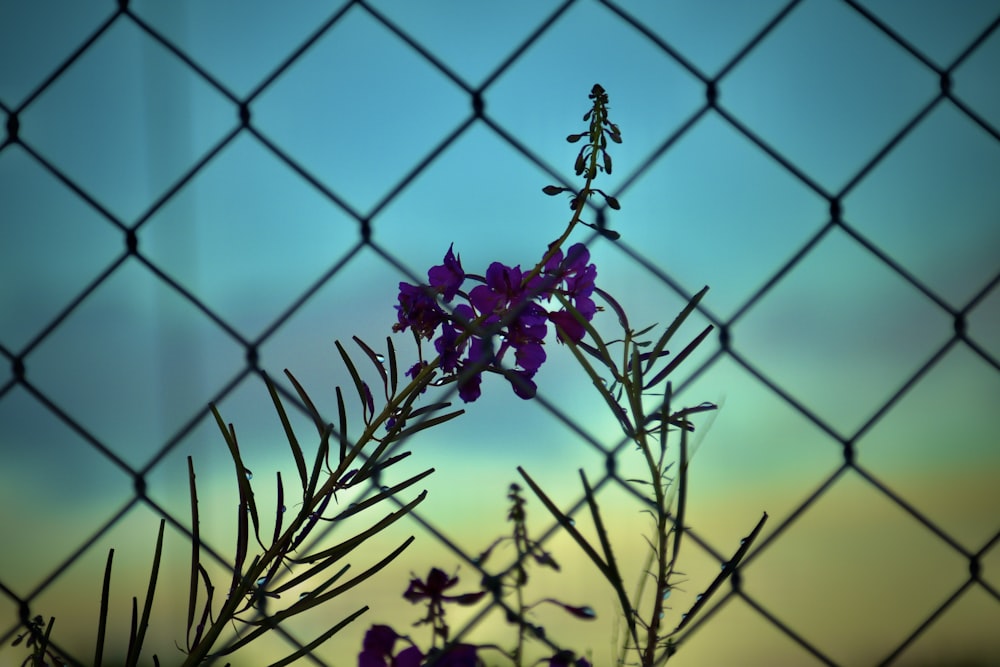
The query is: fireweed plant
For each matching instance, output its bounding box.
[11,85,764,667]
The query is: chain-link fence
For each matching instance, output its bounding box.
[2,1,999,665]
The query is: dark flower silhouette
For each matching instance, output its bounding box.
[357,624,423,667]
[392,241,598,403]
[404,567,486,641]
[427,243,465,303]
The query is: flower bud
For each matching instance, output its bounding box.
[561,603,597,619]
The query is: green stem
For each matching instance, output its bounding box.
[521,91,608,290]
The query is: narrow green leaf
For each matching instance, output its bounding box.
[126,598,138,662]
[264,373,308,494]
[555,326,633,437]
[629,346,642,400]
[186,457,200,650]
[644,286,709,376]
[219,537,414,655]
[284,466,431,568]
[272,547,348,595]
[387,336,398,397]
[517,467,611,580]
[231,500,248,601]
[190,563,214,649]
[38,617,55,666]
[406,401,455,420]
[353,335,388,387]
[658,383,672,459]
[304,425,331,510]
[293,536,415,610]
[552,292,620,381]
[633,322,658,338]
[672,422,687,571]
[269,606,371,667]
[212,405,262,550]
[292,563,350,608]
[344,465,430,511]
[593,286,629,331]
[296,489,428,566]
[580,470,637,647]
[94,549,114,667]
[673,512,768,634]
[284,369,325,437]
[350,451,414,489]
[335,340,369,416]
[126,518,165,667]
[336,386,349,464]
[575,338,616,368]
[643,324,714,390]
[273,472,285,547]
[395,409,464,439]
[234,427,263,548]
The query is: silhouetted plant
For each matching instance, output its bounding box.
[362,484,596,667]
[360,84,765,666]
[12,84,761,667]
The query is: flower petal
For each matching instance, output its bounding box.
[427,243,465,302]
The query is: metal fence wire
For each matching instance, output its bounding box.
[2,1,999,665]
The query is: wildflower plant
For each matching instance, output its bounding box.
[11,84,763,667]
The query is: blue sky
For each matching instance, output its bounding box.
[1,1,999,665]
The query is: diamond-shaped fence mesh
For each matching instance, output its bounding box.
[2,1,999,665]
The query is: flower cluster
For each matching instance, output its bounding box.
[393,243,597,403]
[359,566,593,667]
[404,567,486,642]
[359,567,484,666]
[358,624,479,667]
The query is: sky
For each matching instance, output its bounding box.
[1,1,999,665]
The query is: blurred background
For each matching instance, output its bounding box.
[1,1,999,665]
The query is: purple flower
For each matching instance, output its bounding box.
[363,624,397,653]
[506,301,548,373]
[406,361,428,379]
[404,567,486,641]
[427,244,465,303]
[394,283,445,340]
[392,241,599,402]
[403,567,484,607]
[456,337,490,403]
[547,310,585,343]
[467,262,549,393]
[469,261,526,317]
[503,368,537,400]
[358,625,423,667]
[357,624,483,667]
[394,647,424,667]
[539,243,597,342]
[434,304,475,374]
[457,373,482,403]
